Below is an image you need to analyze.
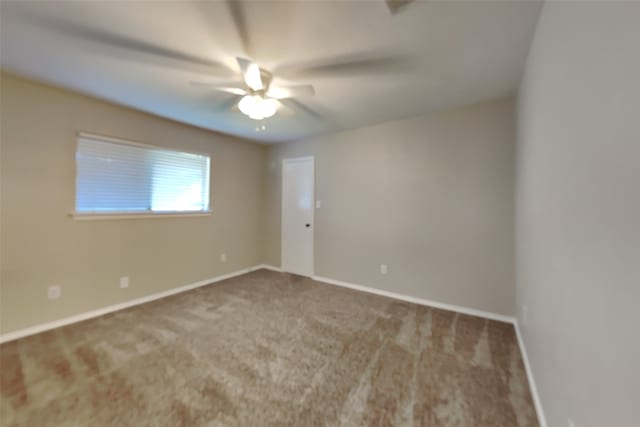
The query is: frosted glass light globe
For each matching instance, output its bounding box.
[238,95,277,120]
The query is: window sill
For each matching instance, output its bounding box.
[70,211,212,221]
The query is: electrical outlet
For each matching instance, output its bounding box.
[48,285,61,300]
[119,276,129,289]
[220,253,227,263]
[568,419,576,427]
[380,264,388,275]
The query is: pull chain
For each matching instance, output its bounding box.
[255,120,267,132]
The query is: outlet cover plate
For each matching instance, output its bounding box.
[48,285,61,300]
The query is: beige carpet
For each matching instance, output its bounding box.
[1,269,538,426]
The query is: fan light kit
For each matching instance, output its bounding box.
[238,95,277,120]
[192,57,316,123]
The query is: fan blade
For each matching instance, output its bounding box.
[28,13,230,74]
[237,57,263,91]
[216,95,242,113]
[279,98,323,120]
[197,93,241,115]
[267,85,315,100]
[190,82,247,96]
[226,0,253,56]
[275,51,414,78]
[386,0,416,15]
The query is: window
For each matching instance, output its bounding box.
[74,133,210,218]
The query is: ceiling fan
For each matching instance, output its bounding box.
[190,57,315,121]
[23,0,416,126]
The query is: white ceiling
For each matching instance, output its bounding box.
[0,0,542,143]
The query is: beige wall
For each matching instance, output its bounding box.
[0,75,518,333]
[265,98,516,316]
[516,2,640,426]
[0,73,266,334]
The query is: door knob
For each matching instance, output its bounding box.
[305,223,311,228]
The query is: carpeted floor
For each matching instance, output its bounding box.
[0,269,538,426]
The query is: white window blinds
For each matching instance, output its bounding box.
[75,134,210,215]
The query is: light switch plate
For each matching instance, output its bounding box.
[120,277,129,288]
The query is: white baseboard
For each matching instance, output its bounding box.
[0,265,264,344]
[312,274,516,324]
[514,320,548,427]
[257,265,514,323]
[254,264,283,273]
[308,272,545,426]
[0,263,546,427]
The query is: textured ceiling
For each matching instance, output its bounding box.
[0,0,542,143]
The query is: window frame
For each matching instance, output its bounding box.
[71,132,212,220]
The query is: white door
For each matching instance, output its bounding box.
[282,157,314,276]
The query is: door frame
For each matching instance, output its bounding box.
[281,156,315,276]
